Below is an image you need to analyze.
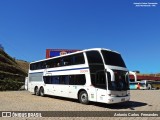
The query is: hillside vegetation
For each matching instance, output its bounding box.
[0,49,29,90]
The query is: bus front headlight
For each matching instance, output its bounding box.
[108,94,117,97]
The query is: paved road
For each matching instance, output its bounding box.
[0,90,159,120]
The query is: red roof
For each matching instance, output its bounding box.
[129,75,160,81]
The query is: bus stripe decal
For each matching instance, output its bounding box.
[48,67,89,72]
[29,67,89,74]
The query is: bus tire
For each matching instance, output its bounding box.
[147,84,152,90]
[35,87,39,96]
[39,87,45,97]
[79,91,89,105]
[34,87,37,95]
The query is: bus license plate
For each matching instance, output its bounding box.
[121,98,125,102]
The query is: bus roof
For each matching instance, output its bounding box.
[30,48,120,64]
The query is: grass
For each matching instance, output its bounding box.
[0,49,29,90]
[0,79,24,91]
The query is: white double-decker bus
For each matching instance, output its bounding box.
[28,48,130,104]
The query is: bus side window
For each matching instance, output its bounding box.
[60,76,69,85]
[54,58,61,67]
[36,62,41,69]
[69,75,75,85]
[68,75,86,85]
[60,76,64,84]
[57,63,60,67]
[61,56,72,66]
[41,62,47,69]
[46,59,54,68]
[73,53,85,65]
[43,76,51,84]
[54,76,60,84]
[75,75,86,85]
[30,63,36,70]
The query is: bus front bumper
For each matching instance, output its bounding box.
[106,95,130,104]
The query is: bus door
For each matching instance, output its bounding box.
[86,51,106,103]
[95,71,107,103]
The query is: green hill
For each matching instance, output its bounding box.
[0,49,29,90]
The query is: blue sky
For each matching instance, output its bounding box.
[0,0,160,73]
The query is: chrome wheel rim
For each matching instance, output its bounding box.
[81,93,87,102]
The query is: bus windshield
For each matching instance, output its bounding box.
[108,70,130,91]
[101,50,126,67]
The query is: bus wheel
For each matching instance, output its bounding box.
[147,84,152,90]
[79,91,89,105]
[35,87,39,96]
[39,87,45,97]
